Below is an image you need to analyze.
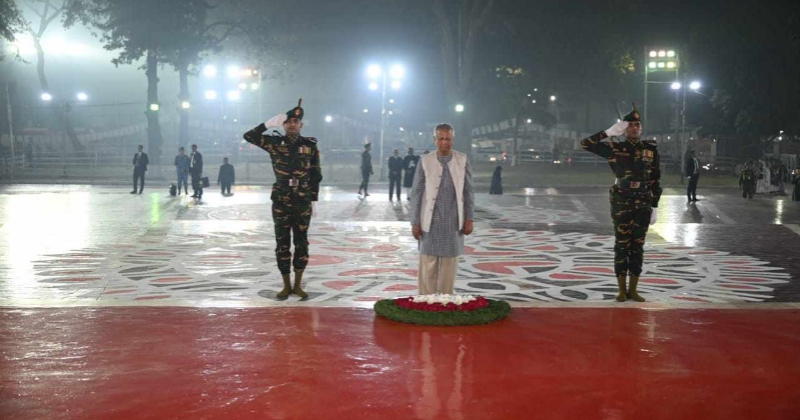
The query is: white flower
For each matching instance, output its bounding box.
[409,294,479,305]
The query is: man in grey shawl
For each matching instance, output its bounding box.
[410,123,475,295]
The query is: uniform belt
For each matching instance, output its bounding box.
[614,178,648,190]
[275,179,308,187]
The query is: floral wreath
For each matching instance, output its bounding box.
[374,294,511,326]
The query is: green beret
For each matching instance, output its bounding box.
[285,99,304,121]
[623,103,641,122]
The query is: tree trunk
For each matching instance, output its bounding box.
[33,34,83,154]
[178,62,190,149]
[33,37,49,92]
[146,49,163,164]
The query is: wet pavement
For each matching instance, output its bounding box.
[0,184,798,306]
[2,184,800,419]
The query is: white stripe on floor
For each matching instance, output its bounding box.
[702,202,735,225]
[784,224,800,236]
[570,197,590,213]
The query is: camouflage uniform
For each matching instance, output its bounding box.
[739,166,756,199]
[243,123,322,275]
[581,107,662,301]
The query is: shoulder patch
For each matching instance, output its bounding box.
[642,139,658,147]
[303,136,318,144]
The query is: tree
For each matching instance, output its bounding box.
[19,0,88,153]
[431,0,496,153]
[68,0,208,164]
[0,0,25,61]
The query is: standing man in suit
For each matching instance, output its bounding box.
[388,149,404,201]
[686,150,701,203]
[402,147,420,200]
[190,144,204,199]
[218,157,235,195]
[131,145,149,194]
[358,143,373,197]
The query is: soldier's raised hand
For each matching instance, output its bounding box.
[265,113,287,128]
[605,121,629,137]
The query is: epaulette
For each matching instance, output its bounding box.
[303,136,318,144]
[642,139,658,147]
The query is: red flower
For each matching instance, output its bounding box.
[394,297,489,312]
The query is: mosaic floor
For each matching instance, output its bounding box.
[1,184,798,306]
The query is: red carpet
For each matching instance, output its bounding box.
[2,307,799,419]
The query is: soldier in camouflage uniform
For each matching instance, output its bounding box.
[243,100,323,299]
[580,105,662,302]
[739,161,757,199]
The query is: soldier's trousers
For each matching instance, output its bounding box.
[272,200,313,275]
[611,201,652,276]
[742,182,755,199]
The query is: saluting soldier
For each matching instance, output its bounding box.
[243,100,323,299]
[580,104,662,302]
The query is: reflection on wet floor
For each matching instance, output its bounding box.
[0,184,797,306]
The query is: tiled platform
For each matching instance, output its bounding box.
[0,185,798,306]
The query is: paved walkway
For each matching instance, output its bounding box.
[0,185,797,306]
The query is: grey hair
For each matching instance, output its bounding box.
[433,123,454,137]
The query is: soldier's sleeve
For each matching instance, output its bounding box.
[243,123,277,151]
[648,143,663,208]
[310,143,323,201]
[580,131,614,159]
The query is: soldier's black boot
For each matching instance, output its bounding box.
[277,273,292,299]
[292,270,308,299]
[628,276,646,302]
[615,275,627,302]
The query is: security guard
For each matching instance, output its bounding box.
[580,104,662,302]
[243,100,323,299]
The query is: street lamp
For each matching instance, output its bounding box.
[227,90,240,101]
[41,93,52,101]
[204,90,218,100]
[76,92,88,101]
[250,83,259,91]
[181,101,191,109]
[363,108,369,113]
[149,103,160,112]
[203,65,217,78]
[671,77,706,181]
[549,95,557,102]
[455,104,465,113]
[226,65,240,78]
[366,62,405,180]
[325,115,333,123]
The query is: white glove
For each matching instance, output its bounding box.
[265,113,287,128]
[312,201,317,215]
[605,121,629,137]
[649,207,658,225]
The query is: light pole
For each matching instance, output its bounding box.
[643,47,679,131]
[367,63,404,180]
[671,78,704,181]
